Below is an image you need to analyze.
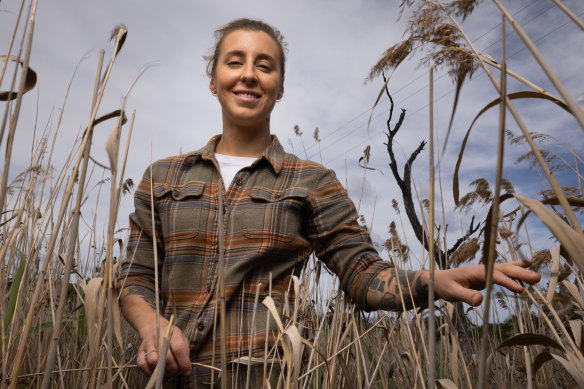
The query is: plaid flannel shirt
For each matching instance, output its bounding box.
[117,135,390,378]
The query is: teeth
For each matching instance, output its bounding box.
[236,92,258,98]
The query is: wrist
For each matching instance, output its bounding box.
[137,315,169,339]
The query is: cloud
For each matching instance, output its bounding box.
[1,0,582,271]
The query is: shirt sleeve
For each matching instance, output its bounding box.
[116,165,165,296]
[306,168,392,311]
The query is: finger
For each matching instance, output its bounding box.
[491,270,524,293]
[497,263,541,285]
[170,333,192,375]
[508,259,530,268]
[447,282,483,306]
[137,350,154,376]
[144,349,160,372]
[163,348,181,375]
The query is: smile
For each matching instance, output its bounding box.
[233,91,261,99]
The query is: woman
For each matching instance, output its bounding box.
[117,18,540,387]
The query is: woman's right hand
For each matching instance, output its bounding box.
[119,287,192,376]
[136,318,192,377]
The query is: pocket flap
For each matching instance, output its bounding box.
[153,181,206,200]
[250,187,308,202]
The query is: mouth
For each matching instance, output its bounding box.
[233,90,261,99]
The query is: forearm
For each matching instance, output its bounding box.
[366,267,431,311]
[119,285,166,338]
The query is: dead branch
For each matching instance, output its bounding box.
[382,74,478,269]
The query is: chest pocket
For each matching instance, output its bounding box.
[244,186,308,243]
[153,181,206,241]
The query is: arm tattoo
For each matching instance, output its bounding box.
[369,268,429,311]
[376,280,387,292]
[126,285,158,310]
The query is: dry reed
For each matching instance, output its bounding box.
[1,1,583,388]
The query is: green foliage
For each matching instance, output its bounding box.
[2,247,26,337]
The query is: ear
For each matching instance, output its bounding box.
[209,78,216,94]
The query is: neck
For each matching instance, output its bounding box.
[215,126,271,157]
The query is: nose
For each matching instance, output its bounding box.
[240,63,258,84]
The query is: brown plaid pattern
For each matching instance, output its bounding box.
[117,135,390,382]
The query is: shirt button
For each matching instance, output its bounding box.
[236,178,243,186]
[197,322,205,331]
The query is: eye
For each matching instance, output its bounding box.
[228,60,242,66]
[257,63,273,72]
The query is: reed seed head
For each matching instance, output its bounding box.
[448,237,480,267]
[530,249,551,271]
[392,199,400,214]
[294,125,302,137]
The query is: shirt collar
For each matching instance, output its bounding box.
[186,134,285,174]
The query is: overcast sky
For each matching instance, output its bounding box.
[1,0,583,270]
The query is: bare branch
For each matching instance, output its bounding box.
[383,86,479,269]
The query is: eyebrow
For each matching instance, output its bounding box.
[223,50,277,63]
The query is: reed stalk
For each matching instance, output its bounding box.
[2,2,583,387]
[440,0,582,236]
[9,23,124,388]
[357,146,370,214]
[427,66,436,389]
[0,0,37,220]
[551,0,584,31]
[246,283,262,389]
[478,15,507,389]
[102,54,148,389]
[86,27,128,389]
[493,0,584,134]
[40,49,105,389]
[217,178,227,389]
[155,315,174,389]
[0,0,27,147]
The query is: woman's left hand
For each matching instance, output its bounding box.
[433,260,541,306]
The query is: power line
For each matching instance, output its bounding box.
[301,0,541,158]
[324,7,584,166]
[298,1,561,162]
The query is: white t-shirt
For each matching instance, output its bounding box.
[215,153,257,188]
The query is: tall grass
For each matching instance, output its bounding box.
[1,0,584,388]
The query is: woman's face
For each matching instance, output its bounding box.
[210,29,284,132]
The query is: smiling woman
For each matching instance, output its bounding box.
[115,17,540,388]
[211,29,285,157]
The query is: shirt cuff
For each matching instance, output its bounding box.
[341,254,393,311]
